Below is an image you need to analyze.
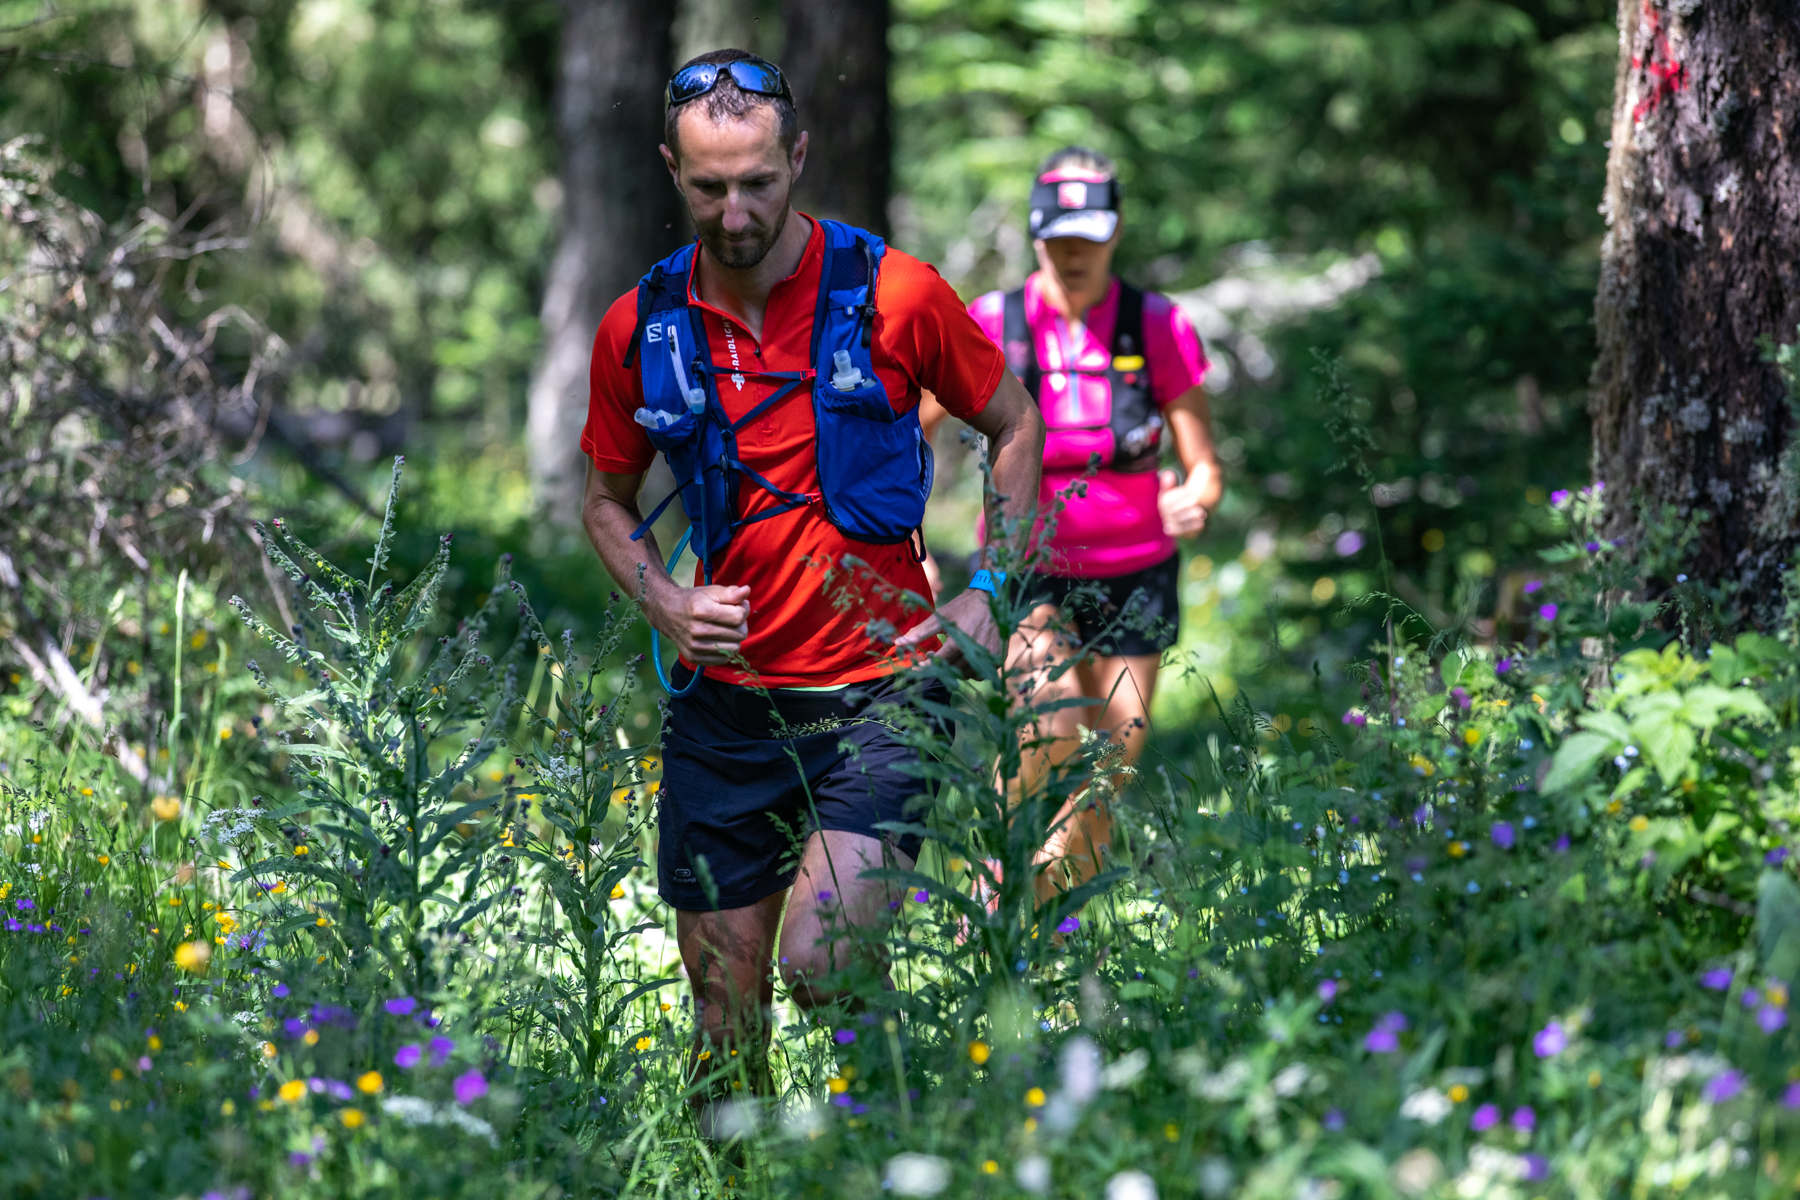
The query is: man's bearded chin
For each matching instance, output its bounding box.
[697,205,790,270]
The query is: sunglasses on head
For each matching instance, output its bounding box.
[666,58,793,108]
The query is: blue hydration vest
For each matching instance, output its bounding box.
[625,219,934,580]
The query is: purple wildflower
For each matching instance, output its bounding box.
[1520,1155,1549,1182]
[428,1036,455,1066]
[1523,580,1543,595]
[1550,489,1571,506]
[1538,603,1558,622]
[1664,1030,1683,1049]
[1554,835,1570,854]
[1323,1107,1346,1132]
[452,1069,488,1105]
[1317,979,1339,1003]
[1495,657,1513,674]
[284,1018,308,1039]
[834,1029,856,1045]
[137,1056,152,1072]
[1767,847,1791,866]
[1758,1006,1787,1034]
[1784,1082,1800,1110]
[384,997,416,1016]
[1491,822,1515,850]
[1470,1103,1500,1132]
[1451,686,1471,711]
[289,1152,313,1168]
[15,898,33,911]
[912,889,929,903]
[394,1044,422,1069]
[1341,710,1367,727]
[1335,531,1364,556]
[1532,1021,1567,1058]
[815,890,833,903]
[831,1092,853,1108]
[1700,967,1733,991]
[1702,1069,1744,1104]
[325,1080,354,1101]
[1364,1012,1408,1054]
[1743,989,1762,1008]
[1511,1106,1536,1134]
[1056,916,1080,934]
[4,920,19,932]
[272,983,289,999]
[1584,541,1600,553]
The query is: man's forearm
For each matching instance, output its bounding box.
[582,469,677,621]
[973,373,1045,569]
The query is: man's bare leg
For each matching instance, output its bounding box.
[676,891,785,1106]
[779,829,912,1011]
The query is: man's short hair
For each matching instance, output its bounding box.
[664,49,799,161]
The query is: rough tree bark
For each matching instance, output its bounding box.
[528,0,683,526]
[779,0,891,235]
[1591,0,1800,620]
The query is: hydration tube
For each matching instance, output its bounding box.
[651,527,703,696]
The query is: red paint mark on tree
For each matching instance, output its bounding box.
[1631,0,1687,122]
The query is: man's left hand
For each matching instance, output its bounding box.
[893,587,1001,665]
[1157,468,1211,537]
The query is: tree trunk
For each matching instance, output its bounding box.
[1590,0,1800,621]
[778,0,891,235]
[528,0,683,526]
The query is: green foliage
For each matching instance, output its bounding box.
[7,475,1800,1196]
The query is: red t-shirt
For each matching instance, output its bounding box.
[582,216,1005,687]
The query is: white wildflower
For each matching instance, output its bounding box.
[1102,1048,1150,1091]
[1196,1058,1250,1100]
[1015,1155,1051,1195]
[380,1095,496,1145]
[1196,1157,1233,1199]
[1271,1063,1309,1097]
[1060,1036,1102,1103]
[885,1152,950,1197]
[1400,1087,1453,1125]
[1106,1169,1158,1200]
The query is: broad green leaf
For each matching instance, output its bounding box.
[1542,731,1617,793]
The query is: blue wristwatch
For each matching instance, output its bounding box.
[968,569,1007,594]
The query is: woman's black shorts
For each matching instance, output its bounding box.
[1024,552,1181,657]
[656,670,948,912]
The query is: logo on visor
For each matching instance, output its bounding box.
[1056,181,1088,209]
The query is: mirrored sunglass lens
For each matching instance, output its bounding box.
[668,64,719,103]
[724,62,784,95]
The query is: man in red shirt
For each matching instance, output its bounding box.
[579,50,1043,1078]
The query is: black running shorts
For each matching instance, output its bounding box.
[1024,552,1181,658]
[655,670,948,912]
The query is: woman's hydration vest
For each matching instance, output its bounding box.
[624,220,935,585]
[1002,281,1162,473]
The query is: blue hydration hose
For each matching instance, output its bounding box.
[651,527,703,696]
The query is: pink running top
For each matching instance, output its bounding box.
[968,273,1209,578]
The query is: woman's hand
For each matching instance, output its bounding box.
[1157,468,1212,537]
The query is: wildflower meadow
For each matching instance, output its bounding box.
[6,443,1800,1198]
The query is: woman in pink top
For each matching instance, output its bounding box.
[923,146,1222,895]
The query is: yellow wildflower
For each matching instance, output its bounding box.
[303,1030,320,1046]
[173,942,211,974]
[278,1079,306,1103]
[610,884,626,900]
[356,1071,383,1095]
[341,1108,365,1128]
[828,1077,848,1094]
[1448,1084,1468,1103]
[982,1160,1000,1174]
[1629,815,1649,832]
[1025,1087,1046,1108]
[968,1040,990,1065]
[151,796,181,821]
[261,1042,277,1059]
[635,1036,653,1052]
[1463,728,1481,746]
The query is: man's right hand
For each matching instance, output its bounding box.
[649,584,752,666]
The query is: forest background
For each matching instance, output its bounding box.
[0,0,1614,739]
[15,1,1800,1197]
